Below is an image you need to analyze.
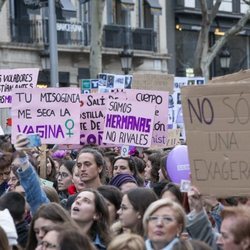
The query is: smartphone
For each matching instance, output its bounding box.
[27,134,42,148]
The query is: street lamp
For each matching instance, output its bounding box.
[219,48,231,73]
[119,46,133,75]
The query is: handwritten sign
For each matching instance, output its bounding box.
[0,68,39,108]
[165,128,181,148]
[12,88,80,144]
[80,92,126,147]
[103,99,155,147]
[124,89,168,148]
[181,83,250,197]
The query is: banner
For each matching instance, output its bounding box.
[182,83,250,197]
[0,68,39,108]
[103,99,155,147]
[12,88,81,144]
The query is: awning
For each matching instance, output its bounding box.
[120,0,135,11]
[60,0,76,18]
[145,0,162,15]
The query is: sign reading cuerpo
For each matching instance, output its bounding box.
[0,68,39,108]
[103,99,155,147]
[181,83,250,197]
[12,88,81,144]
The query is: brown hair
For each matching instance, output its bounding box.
[0,151,13,170]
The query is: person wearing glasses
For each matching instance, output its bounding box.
[143,199,186,250]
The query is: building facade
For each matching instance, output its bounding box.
[0,0,169,87]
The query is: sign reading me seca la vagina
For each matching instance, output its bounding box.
[12,88,81,144]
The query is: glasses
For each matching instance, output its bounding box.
[38,240,57,249]
[148,216,175,225]
[56,172,69,179]
[0,171,11,177]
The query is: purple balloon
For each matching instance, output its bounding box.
[166,145,190,184]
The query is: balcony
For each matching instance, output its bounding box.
[9,19,157,52]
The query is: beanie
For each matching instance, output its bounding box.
[109,174,138,188]
[0,209,18,246]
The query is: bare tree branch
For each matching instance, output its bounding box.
[210,0,223,23]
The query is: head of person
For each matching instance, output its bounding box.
[143,199,186,250]
[172,239,212,250]
[0,226,9,250]
[46,155,57,182]
[26,202,76,250]
[56,160,74,192]
[161,183,183,205]
[0,151,12,185]
[36,223,96,250]
[42,186,60,203]
[97,185,123,224]
[109,173,138,193]
[107,233,146,250]
[112,156,137,177]
[76,148,105,188]
[7,165,20,192]
[217,205,250,250]
[70,188,111,246]
[104,151,119,180]
[133,156,146,180]
[0,192,26,223]
[142,148,161,163]
[72,164,85,193]
[144,152,161,183]
[117,187,158,236]
[0,135,14,153]
[158,153,170,182]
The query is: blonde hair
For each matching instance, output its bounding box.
[107,233,145,250]
[143,198,186,236]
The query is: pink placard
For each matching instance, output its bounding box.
[103,99,155,147]
[80,91,126,147]
[11,88,81,144]
[0,68,39,108]
[123,89,169,147]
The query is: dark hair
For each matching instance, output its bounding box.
[97,185,123,215]
[161,183,183,204]
[26,202,76,250]
[60,160,75,175]
[46,155,57,182]
[0,151,13,170]
[173,239,212,250]
[133,156,146,174]
[77,188,111,246]
[77,148,106,180]
[160,153,170,180]
[147,152,162,183]
[42,186,60,203]
[0,226,9,250]
[112,156,144,186]
[0,192,25,221]
[126,188,158,236]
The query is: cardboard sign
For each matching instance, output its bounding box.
[80,92,126,147]
[165,128,181,148]
[181,83,250,197]
[124,89,169,148]
[103,99,155,147]
[0,68,39,108]
[12,88,81,144]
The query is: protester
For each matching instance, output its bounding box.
[45,155,57,183]
[76,147,105,189]
[117,187,158,236]
[7,165,21,192]
[0,151,12,196]
[71,164,85,193]
[97,185,123,224]
[143,198,186,250]
[0,226,10,250]
[216,205,250,250]
[70,188,111,249]
[42,186,60,203]
[112,156,143,186]
[160,183,183,205]
[0,192,29,248]
[172,239,212,250]
[109,173,138,193]
[103,150,119,182]
[107,233,146,250]
[26,202,77,250]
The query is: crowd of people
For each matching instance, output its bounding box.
[0,134,250,250]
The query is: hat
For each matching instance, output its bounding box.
[0,209,18,246]
[109,174,138,188]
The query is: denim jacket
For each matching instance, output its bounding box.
[17,163,49,215]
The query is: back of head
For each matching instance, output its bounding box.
[108,233,145,250]
[42,186,60,203]
[0,192,25,222]
[172,239,212,250]
[0,226,10,250]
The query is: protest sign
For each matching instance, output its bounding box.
[80,92,126,147]
[165,128,181,148]
[0,68,39,108]
[12,88,81,144]
[103,99,155,147]
[181,83,250,197]
[124,89,168,148]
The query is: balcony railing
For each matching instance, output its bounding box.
[9,19,157,52]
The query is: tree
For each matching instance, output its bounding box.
[89,0,105,79]
[0,0,6,11]
[194,0,250,80]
